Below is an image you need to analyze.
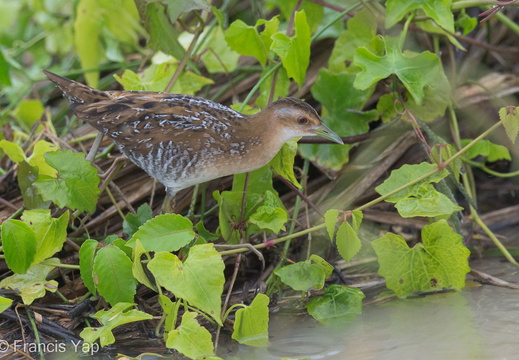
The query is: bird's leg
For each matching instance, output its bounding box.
[161,188,177,213]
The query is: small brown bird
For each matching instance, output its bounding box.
[44,70,343,203]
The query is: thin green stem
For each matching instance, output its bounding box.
[218,223,326,256]
[451,0,519,9]
[495,11,519,36]
[26,308,45,360]
[472,211,519,266]
[464,159,519,177]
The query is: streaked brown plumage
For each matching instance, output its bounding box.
[44,70,343,200]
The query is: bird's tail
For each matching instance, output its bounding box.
[43,70,110,106]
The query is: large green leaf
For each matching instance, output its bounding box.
[148,244,225,325]
[372,220,470,297]
[225,19,267,66]
[13,100,44,132]
[34,150,100,213]
[93,245,138,305]
[126,213,195,252]
[271,11,311,86]
[21,209,69,265]
[275,255,333,291]
[232,294,269,347]
[0,259,60,304]
[336,211,363,262]
[165,311,215,358]
[269,137,301,188]
[375,162,462,218]
[375,162,448,202]
[134,0,185,59]
[80,302,153,347]
[74,0,102,87]
[307,285,365,325]
[1,220,36,274]
[114,63,213,93]
[329,8,380,72]
[79,239,99,295]
[354,36,450,105]
[386,0,454,31]
[0,140,25,163]
[200,25,240,73]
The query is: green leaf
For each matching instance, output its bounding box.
[27,140,59,177]
[377,76,451,122]
[271,10,311,86]
[1,220,36,274]
[354,36,451,105]
[159,294,180,333]
[0,297,13,313]
[372,220,471,298]
[114,63,213,94]
[461,139,511,162]
[0,49,11,86]
[165,311,215,358]
[375,163,461,218]
[257,16,280,54]
[269,137,301,188]
[329,8,380,72]
[336,219,362,263]
[21,209,69,265]
[34,150,100,213]
[126,213,195,252]
[164,0,210,25]
[249,205,288,234]
[275,255,333,291]
[148,244,225,325]
[93,245,138,305]
[232,293,269,347]
[14,100,45,132]
[135,0,185,59]
[499,106,519,144]
[79,239,98,295]
[217,168,285,243]
[306,285,365,325]
[375,162,448,202]
[386,0,454,32]
[194,221,218,242]
[272,0,323,33]
[200,25,240,73]
[17,161,50,210]
[225,19,267,66]
[131,239,156,291]
[324,209,339,242]
[394,187,463,218]
[74,0,101,87]
[99,0,143,46]
[80,302,153,347]
[0,259,59,304]
[123,203,153,238]
[456,10,477,35]
[300,69,378,171]
[0,140,25,162]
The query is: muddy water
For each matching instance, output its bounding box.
[231,258,519,360]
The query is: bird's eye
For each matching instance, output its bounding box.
[298,117,308,125]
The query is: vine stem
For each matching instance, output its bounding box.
[472,211,519,266]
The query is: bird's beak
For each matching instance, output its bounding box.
[315,123,344,144]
